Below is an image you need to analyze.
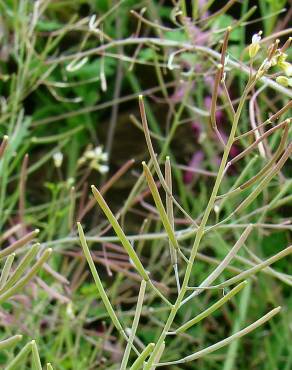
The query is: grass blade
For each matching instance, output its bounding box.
[6,341,33,370]
[31,340,42,370]
[120,280,146,370]
[0,335,22,350]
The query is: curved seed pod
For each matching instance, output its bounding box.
[130,343,155,370]
[0,335,22,350]
[0,248,52,304]
[176,281,247,333]
[0,229,39,260]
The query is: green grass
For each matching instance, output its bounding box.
[0,0,291,369]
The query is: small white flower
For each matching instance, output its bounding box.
[94,146,103,156]
[252,33,262,44]
[85,150,95,159]
[78,145,109,174]
[97,164,109,174]
[100,152,108,161]
[249,31,262,59]
[53,152,63,168]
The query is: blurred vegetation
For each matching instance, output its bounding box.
[0,0,291,369]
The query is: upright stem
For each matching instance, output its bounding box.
[144,81,254,369]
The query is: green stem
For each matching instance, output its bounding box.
[120,280,146,370]
[144,81,256,368]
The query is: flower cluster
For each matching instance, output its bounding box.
[78,145,109,174]
[275,53,292,87]
[249,32,292,86]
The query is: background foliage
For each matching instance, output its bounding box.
[0,0,291,369]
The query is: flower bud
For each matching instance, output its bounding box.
[279,62,292,77]
[249,31,262,59]
[53,152,63,168]
[276,76,292,87]
[277,53,292,76]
